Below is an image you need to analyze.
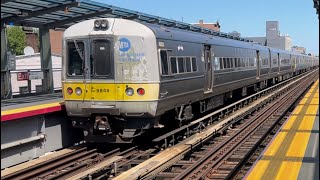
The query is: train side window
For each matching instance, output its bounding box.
[240,58,246,67]
[171,57,177,74]
[178,57,184,73]
[213,57,220,70]
[223,58,227,69]
[219,58,224,69]
[234,58,238,68]
[230,57,235,68]
[273,56,277,65]
[262,56,268,66]
[223,58,232,69]
[249,57,255,67]
[192,57,197,71]
[160,50,169,75]
[238,58,242,67]
[186,57,192,72]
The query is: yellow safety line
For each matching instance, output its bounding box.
[246,80,319,180]
[1,102,64,116]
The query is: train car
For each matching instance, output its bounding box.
[62,18,317,143]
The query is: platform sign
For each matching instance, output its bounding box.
[29,72,44,80]
[17,72,44,81]
[17,72,29,81]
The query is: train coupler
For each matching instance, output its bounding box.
[94,116,111,132]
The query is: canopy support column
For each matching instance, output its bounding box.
[1,26,12,99]
[39,28,54,94]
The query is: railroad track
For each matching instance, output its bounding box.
[1,145,156,180]
[2,69,318,180]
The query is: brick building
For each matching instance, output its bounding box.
[23,27,63,55]
[193,20,220,31]
[49,30,63,55]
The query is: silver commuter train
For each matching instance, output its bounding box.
[62,18,319,143]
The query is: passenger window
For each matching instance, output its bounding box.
[178,57,184,73]
[224,58,232,69]
[273,57,277,64]
[249,58,255,67]
[237,58,242,67]
[192,57,197,71]
[213,57,220,70]
[262,57,268,66]
[219,58,224,69]
[223,58,227,68]
[160,50,169,75]
[240,58,246,67]
[234,58,238,67]
[171,57,177,74]
[230,58,234,68]
[186,57,192,72]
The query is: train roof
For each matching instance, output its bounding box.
[144,22,313,57]
[144,23,268,51]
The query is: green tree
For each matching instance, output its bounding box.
[7,26,26,55]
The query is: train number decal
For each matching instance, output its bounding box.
[91,87,110,93]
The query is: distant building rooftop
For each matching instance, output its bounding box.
[193,19,220,31]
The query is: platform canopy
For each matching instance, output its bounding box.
[1,0,250,41]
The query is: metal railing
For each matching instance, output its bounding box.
[9,68,62,95]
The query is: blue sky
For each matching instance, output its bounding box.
[96,0,319,55]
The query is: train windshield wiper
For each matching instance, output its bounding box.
[73,40,87,74]
[73,40,85,62]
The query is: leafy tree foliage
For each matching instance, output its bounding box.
[7,26,27,55]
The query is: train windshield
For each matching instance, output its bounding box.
[67,41,85,76]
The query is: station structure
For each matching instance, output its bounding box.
[1,1,319,179]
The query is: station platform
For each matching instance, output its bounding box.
[245,79,319,180]
[1,92,84,169]
[1,93,63,122]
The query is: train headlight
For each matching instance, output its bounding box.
[137,88,145,96]
[67,87,73,95]
[94,19,108,30]
[125,87,134,96]
[101,20,108,28]
[94,20,101,28]
[75,87,82,96]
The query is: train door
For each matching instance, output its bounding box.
[268,49,272,74]
[256,50,260,79]
[277,53,280,73]
[89,38,116,105]
[203,45,213,92]
[292,55,297,72]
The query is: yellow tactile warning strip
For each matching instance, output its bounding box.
[245,79,319,180]
[1,101,64,122]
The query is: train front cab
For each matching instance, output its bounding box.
[62,18,162,142]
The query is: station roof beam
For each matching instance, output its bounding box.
[2,1,80,25]
[46,8,114,29]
